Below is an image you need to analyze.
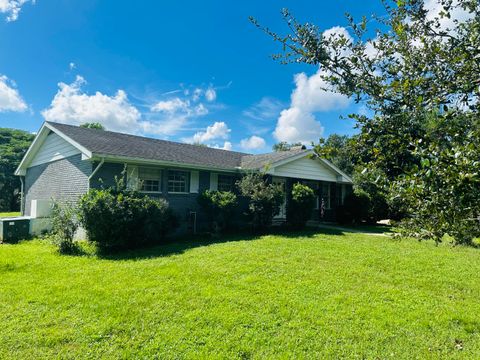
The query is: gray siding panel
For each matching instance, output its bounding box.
[90,162,125,189]
[24,154,91,216]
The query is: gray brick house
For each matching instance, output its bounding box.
[15,122,352,233]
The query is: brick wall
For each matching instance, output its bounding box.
[24,154,91,216]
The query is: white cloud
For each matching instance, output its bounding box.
[205,87,216,102]
[243,97,284,121]
[273,26,352,144]
[275,108,324,144]
[222,141,232,151]
[42,76,142,133]
[151,98,189,113]
[69,62,76,70]
[322,26,353,58]
[0,75,27,112]
[423,0,473,33]
[290,71,351,113]
[240,135,266,150]
[151,97,208,116]
[0,0,33,21]
[192,121,230,143]
[212,141,232,151]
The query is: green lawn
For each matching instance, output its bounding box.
[0,211,20,218]
[1,231,479,359]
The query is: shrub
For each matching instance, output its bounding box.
[336,191,371,225]
[50,201,80,254]
[197,190,237,233]
[78,188,178,251]
[236,173,284,231]
[287,183,316,229]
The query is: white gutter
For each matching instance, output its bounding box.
[20,177,25,215]
[88,158,105,190]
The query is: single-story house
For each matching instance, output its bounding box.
[15,122,352,233]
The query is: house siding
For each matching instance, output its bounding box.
[90,162,125,189]
[24,154,91,216]
[270,157,338,182]
[29,132,81,168]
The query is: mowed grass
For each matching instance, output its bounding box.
[0,211,20,218]
[1,231,480,359]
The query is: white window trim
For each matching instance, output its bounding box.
[138,167,162,194]
[167,170,190,194]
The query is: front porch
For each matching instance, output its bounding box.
[271,176,352,224]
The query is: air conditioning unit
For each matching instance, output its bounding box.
[0,217,30,243]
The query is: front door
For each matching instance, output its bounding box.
[272,177,286,219]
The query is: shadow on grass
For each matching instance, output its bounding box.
[97,227,345,261]
[316,223,393,235]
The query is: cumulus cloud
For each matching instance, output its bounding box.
[192,121,230,143]
[0,0,34,21]
[273,27,352,144]
[240,135,266,150]
[42,76,142,133]
[0,75,27,112]
[212,141,232,151]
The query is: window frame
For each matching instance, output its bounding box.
[217,174,236,192]
[167,170,190,194]
[138,167,162,194]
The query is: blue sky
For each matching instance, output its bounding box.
[0,0,385,153]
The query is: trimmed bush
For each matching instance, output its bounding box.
[236,173,284,232]
[287,183,316,230]
[78,188,178,251]
[197,190,237,233]
[50,201,80,254]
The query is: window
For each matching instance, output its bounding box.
[139,167,161,193]
[168,170,189,193]
[217,174,236,192]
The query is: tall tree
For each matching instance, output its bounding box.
[0,128,34,211]
[314,134,356,176]
[272,141,303,152]
[253,0,480,243]
[80,122,105,130]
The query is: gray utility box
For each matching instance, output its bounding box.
[0,217,30,243]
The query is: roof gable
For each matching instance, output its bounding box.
[15,122,92,176]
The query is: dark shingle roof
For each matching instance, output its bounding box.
[49,122,248,169]
[47,122,312,171]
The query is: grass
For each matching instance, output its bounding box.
[0,211,20,218]
[1,231,479,359]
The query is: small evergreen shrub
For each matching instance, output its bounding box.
[78,188,178,251]
[336,191,371,224]
[288,183,316,230]
[236,173,284,232]
[197,190,237,233]
[50,201,80,254]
